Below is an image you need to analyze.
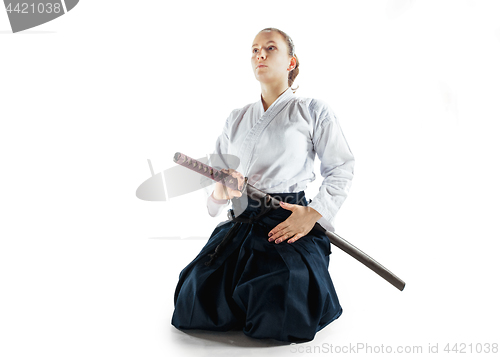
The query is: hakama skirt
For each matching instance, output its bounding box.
[171,191,342,342]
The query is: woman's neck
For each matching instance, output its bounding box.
[260,82,289,112]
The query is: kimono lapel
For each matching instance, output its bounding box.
[238,87,295,175]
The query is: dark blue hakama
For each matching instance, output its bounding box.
[171,191,342,342]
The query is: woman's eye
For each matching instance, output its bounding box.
[252,46,275,53]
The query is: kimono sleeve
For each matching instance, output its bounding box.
[206,110,236,217]
[307,100,355,232]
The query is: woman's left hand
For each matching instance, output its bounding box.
[268,202,322,244]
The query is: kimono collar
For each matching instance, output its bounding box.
[258,87,295,117]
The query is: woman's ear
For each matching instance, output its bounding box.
[288,56,297,71]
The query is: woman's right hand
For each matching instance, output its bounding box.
[212,169,245,200]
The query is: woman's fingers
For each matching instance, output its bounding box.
[268,207,314,244]
[273,230,303,244]
[274,231,294,244]
[272,232,289,244]
[274,204,301,242]
[268,224,290,242]
[220,169,243,198]
[223,169,245,191]
[287,233,304,244]
[235,172,244,190]
[235,173,245,190]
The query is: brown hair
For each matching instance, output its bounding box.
[259,27,300,93]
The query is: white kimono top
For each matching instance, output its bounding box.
[206,87,355,232]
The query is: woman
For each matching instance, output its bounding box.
[171,28,355,342]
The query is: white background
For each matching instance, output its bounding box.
[1,0,499,356]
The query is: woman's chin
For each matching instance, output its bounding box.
[254,75,276,85]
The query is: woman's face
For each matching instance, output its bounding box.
[251,30,295,86]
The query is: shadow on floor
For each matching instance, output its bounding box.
[171,326,294,348]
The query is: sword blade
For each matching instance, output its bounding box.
[322,228,405,291]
